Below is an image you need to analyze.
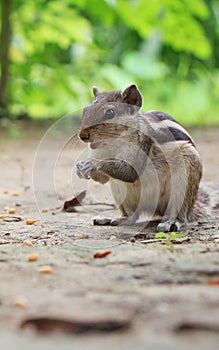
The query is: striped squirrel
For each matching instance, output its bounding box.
[76,84,211,232]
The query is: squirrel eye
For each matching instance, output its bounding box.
[104,109,115,119]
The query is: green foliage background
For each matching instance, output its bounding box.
[1,0,219,125]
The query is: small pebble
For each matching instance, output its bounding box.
[109,235,117,241]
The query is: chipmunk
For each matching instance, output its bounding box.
[76,84,211,232]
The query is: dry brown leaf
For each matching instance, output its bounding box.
[63,190,86,212]
[93,251,112,259]
[208,279,219,286]
[20,317,130,334]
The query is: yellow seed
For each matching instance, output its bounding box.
[42,208,49,213]
[53,232,59,237]
[0,214,6,219]
[12,296,28,308]
[27,253,39,262]
[23,240,33,247]
[12,191,20,197]
[8,208,16,214]
[26,219,36,225]
[39,265,53,274]
[75,233,85,239]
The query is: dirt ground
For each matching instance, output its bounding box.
[0,122,219,350]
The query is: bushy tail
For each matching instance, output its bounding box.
[192,183,219,220]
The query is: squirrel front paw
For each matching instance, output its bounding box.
[76,159,97,180]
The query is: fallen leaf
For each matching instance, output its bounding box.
[20,317,130,334]
[93,251,112,259]
[63,190,86,212]
[208,279,219,286]
[175,321,219,333]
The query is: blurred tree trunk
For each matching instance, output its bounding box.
[0,0,12,116]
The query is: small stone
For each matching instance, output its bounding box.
[109,235,117,241]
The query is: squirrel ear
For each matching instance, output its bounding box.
[93,86,99,97]
[121,84,142,107]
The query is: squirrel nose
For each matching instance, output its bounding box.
[78,129,90,142]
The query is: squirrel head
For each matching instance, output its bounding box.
[78,84,142,143]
